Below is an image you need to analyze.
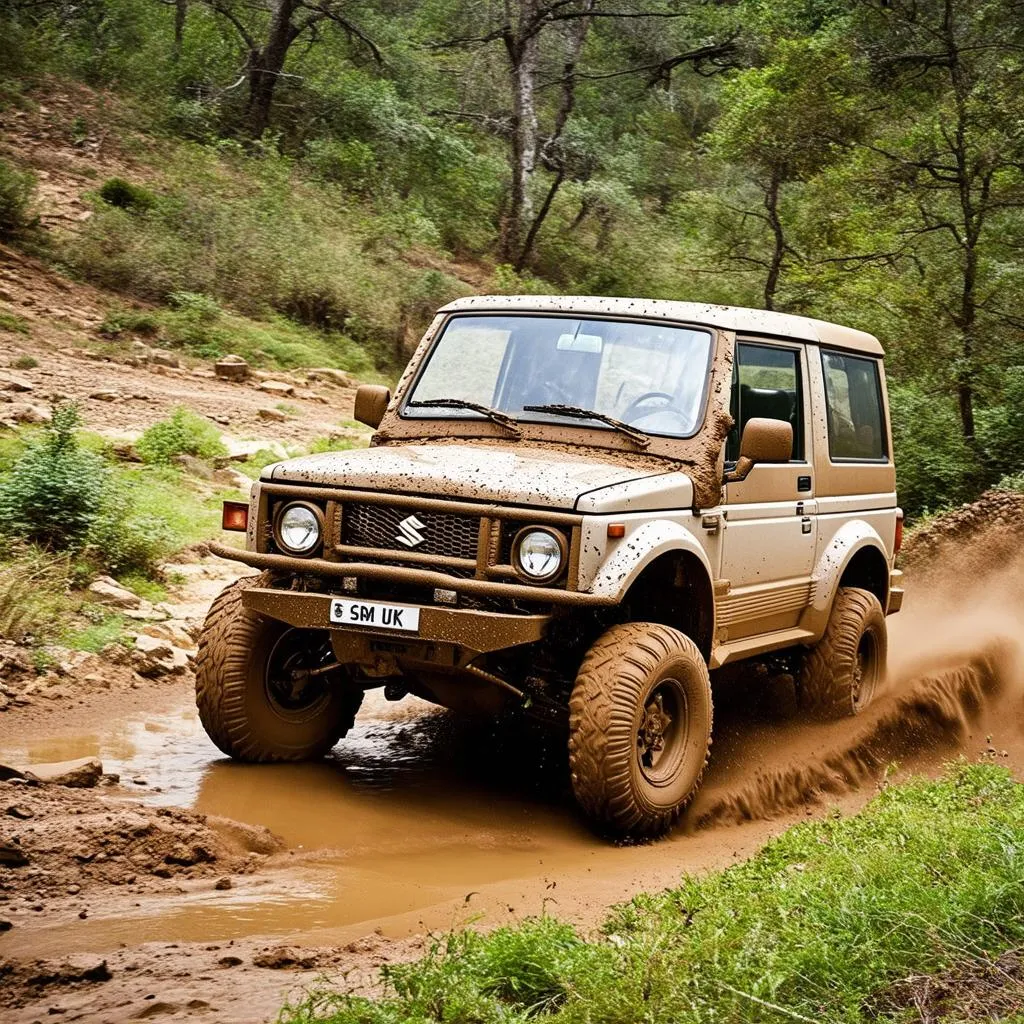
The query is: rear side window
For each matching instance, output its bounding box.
[821,351,887,461]
[726,343,804,462]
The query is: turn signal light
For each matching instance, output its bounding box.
[894,509,904,556]
[222,501,249,532]
[607,524,625,539]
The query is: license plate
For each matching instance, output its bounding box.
[329,598,421,633]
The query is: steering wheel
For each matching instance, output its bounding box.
[622,391,679,423]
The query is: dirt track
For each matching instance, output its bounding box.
[1,503,1023,1022]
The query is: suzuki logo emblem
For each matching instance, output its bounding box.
[395,514,427,548]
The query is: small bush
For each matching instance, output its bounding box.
[0,311,30,335]
[98,307,161,338]
[97,177,159,212]
[0,158,36,236]
[0,405,108,548]
[135,407,226,465]
[86,504,176,577]
[11,354,37,369]
[0,548,70,644]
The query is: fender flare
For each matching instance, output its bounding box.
[588,520,715,606]
[810,520,889,613]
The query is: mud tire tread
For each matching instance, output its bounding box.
[799,586,887,720]
[568,622,713,839]
[195,574,360,762]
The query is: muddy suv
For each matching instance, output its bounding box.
[199,296,903,838]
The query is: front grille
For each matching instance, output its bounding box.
[341,503,480,561]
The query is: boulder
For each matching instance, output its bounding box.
[212,467,252,492]
[89,389,120,402]
[2,402,51,425]
[89,576,144,610]
[307,368,356,388]
[0,371,34,393]
[131,634,189,677]
[24,756,103,788]
[257,380,294,397]
[214,354,249,381]
[150,350,179,368]
[257,407,287,422]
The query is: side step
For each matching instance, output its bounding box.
[710,627,817,670]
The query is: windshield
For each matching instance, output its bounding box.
[404,315,715,439]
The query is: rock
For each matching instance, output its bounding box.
[171,453,214,479]
[131,635,188,677]
[218,955,243,968]
[0,371,34,392]
[2,401,51,425]
[0,919,11,932]
[257,407,287,422]
[0,842,29,866]
[214,355,249,382]
[24,756,103,788]
[130,340,152,361]
[90,389,120,402]
[307,367,356,388]
[214,877,232,891]
[150,350,179,368]
[5,804,33,819]
[99,642,132,665]
[0,763,28,782]
[89,576,144,610]
[252,946,318,970]
[211,414,230,425]
[140,622,195,651]
[212,467,253,492]
[26,957,111,986]
[257,380,294,397]
[221,439,289,463]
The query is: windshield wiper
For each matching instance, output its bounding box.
[522,404,651,449]
[408,398,522,438]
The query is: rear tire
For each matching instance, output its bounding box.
[568,623,713,839]
[798,586,886,720]
[195,575,362,761]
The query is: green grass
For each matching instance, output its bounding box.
[0,309,30,334]
[281,764,1024,1024]
[10,354,37,369]
[60,611,129,653]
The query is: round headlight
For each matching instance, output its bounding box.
[514,528,564,583]
[277,503,321,555]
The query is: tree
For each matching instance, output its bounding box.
[430,0,738,269]
[203,0,382,137]
[853,0,1024,443]
[710,36,865,310]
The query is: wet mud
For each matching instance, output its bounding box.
[1,522,1023,1020]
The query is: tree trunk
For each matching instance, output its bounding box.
[499,6,540,265]
[246,0,298,139]
[957,241,978,441]
[763,169,785,311]
[173,0,188,62]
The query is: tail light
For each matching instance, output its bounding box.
[894,509,904,556]
[222,501,249,532]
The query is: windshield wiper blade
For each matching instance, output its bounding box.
[522,404,651,449]
[408,398,522,437]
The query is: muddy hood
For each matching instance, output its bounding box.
[267,442,686,510]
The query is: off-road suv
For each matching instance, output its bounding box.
[199,296,903,838]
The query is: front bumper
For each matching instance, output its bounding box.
[209,542,615,607]
[241,585,551,656]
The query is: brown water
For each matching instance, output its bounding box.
[4,546,1024,961]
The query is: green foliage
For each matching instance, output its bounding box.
[0,546,71,644]
[135,407,227,465]
[97,176,159,212]
[283,765,1024,1024]
[10,354,37,369]
[0,405,108,548]
[0,158,36,236]
[0,311,30,334]
[98,306,161,338]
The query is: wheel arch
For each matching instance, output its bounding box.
[805,521,890,634]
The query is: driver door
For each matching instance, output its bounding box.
[718,340,817,640]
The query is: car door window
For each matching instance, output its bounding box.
[821,350,887,460]
[726,343,804,462]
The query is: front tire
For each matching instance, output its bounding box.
[195,575,362,761]
[568,623,713,839]
[798,586,886,720]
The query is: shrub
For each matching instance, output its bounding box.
[0,311,30,334]
[0,158,36,237]
[97,177,159,212]
[0,548,70,644]
[0,405,108,548]
[98,306,161,338]
[135,407,226,464]
[11,355,37,369]
[86,504,176,577]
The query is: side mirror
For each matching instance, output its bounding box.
[725,417,793,483]
[354,384,391,429]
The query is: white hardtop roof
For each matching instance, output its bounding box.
[439,295,884,356]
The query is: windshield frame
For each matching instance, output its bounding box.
[397,312,718,445]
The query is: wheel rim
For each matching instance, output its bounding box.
[264,629,335,720]
[636,677,689,786]
[852,630,879,711]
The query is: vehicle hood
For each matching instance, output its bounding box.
[266,442,690,511]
